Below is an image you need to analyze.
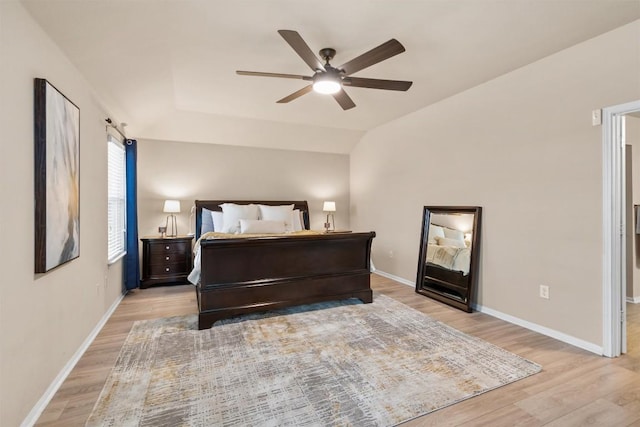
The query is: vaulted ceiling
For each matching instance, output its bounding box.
[22,0,640,153]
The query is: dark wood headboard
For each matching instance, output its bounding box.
[195,200,310,239]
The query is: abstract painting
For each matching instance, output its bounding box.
[34,78,80,273]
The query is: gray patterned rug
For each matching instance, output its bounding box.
[86,295,541,426]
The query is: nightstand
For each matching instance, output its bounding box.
[140,236,194,288]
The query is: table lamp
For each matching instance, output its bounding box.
[323,201,336,232]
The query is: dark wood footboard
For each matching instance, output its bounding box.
[196,231,375,329]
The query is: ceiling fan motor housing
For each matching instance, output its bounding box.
[314,66,341,81]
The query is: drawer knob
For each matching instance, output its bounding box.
[165,256,170,261]
[165,246,170,250]
[165,267,170,272]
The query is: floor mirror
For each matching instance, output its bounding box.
[415,206,482,312]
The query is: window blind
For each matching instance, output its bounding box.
[107,136,126,263]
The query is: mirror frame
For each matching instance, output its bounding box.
[415,206,482,312]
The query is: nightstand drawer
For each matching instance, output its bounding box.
[148,262,189,276]
[148,252,187,265]
[148,241,189,255]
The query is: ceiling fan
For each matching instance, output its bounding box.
[236,30,413,110]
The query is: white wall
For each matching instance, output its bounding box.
[136,138,350,239]
[138,110,365,155]
[350,21,640,347]
[0,3,124,426]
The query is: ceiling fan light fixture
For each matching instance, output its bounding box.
[312,76,341,95]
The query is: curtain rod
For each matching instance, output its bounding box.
[105,118,128,140]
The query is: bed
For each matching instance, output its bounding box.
[192,200,375,329]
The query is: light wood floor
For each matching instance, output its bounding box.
[36,275,640,426]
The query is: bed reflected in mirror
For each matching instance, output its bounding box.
[415,206,482,312]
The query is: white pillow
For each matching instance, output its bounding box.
[219,203,259,234]
[444,227,465,241]
[428,224,445,244]
[435,236,467,248]
[258,204,295,231]
[210,210,224,232]
[239,219,286,234]
[292,209,303,231]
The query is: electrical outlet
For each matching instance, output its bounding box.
[388,250,394,258]
[539,285,550,299]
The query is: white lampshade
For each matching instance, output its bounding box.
[163,199,181,213]
[323,201,336,212]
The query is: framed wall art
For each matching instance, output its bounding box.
[34,78,80,273]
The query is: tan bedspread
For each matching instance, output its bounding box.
[195,230,323,251]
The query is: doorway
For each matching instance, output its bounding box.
[602,100,640,357]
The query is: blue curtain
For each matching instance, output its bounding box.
[124,139,140,290]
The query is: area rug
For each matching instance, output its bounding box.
[86,295,541,426]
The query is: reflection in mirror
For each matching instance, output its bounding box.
[415,206,482,312]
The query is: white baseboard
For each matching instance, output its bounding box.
[627,296,640,304]
[373,270,415,288]
[374,270,603,356]
[473,303,603,355]
[21,292,126,427]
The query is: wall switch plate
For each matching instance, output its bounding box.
[539,285,550,299]
[592,109,602,126]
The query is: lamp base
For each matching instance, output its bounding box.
[166,214,178,237]
[324,213,335,233]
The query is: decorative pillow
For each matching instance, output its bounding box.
[292,209,303,231]
[239,219,286,234]
[428,224,445,244]
[435,236,467,248]
[201,208,215,234]
[211,210,224,232]
[219,203,260,234]
[444,227,465,241]
[258,204,295,231]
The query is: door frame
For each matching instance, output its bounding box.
[602,99,640,357]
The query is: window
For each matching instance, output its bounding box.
[107,135,126,263]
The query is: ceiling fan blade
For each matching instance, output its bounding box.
[236,70,312,81]
[278,30,325,72]
[343,77,412,91]
[276,85,313,103]
[332,89,356,110]
[337,39,406,76]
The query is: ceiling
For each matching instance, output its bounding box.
[21,0,640,153]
